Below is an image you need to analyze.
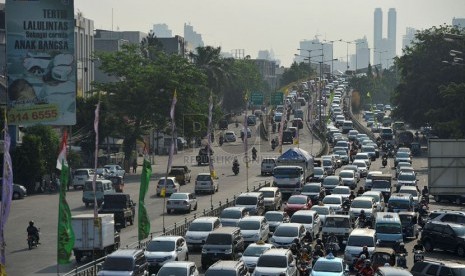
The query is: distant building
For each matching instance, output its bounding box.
[75,14,95,98]
[184,23,204,52]
[452,18,465,29]
[402,27,417,51]
[374,8,383,65]
[257,50,273,60]
[152,23,172,38]
[94,29,147,44]
[296,38,333,73]
[253,59,277,92]
[157,35,187,56]
[387,8,397,63]
[373,8,396,69]
[354,36,370,71]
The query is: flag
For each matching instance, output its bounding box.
[207,92,216,177]
[138,158,151,240]
[0,118,13,271]
[92,102,101,219]
[56,131,75,264]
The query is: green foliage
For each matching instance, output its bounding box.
[281,62,313,86]
[22,125,60,174]
[392,24,465,135]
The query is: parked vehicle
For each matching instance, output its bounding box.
[98,193,136,230]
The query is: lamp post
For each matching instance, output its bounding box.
[323,40,341,77]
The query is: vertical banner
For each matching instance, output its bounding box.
[138,158,151,241]
[0,118,13,273]
[6,0,76,125]
[278,102,286,154]
[92,102,100,219]
[243,109,249,167]
[207,92,216,178]
[56,131,75,264]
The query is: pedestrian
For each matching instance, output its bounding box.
[132,159,137,173]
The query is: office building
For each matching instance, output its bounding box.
[373,8,396,69]
[387,8,397,65]
[354,36,370,71]
[452,17,465,29]
[402,27,417,51]
[296,38,333,74]
[374,8,383,64]
[184,23,204,52]
[153,23,172,38]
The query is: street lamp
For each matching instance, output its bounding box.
[374,49,387,69]
[323,39,341,77]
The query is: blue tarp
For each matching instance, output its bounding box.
[277,147,313,161]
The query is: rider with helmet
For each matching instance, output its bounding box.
[419,205,428,216]
[398,242,408,255]
[413,240,425,251]
[359,245,370,259]
[313,244,325,257]
[359,259,375,276]
[354,254,367,272]
[349,191,356,201]
[27,221,40,244]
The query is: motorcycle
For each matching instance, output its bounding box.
[252,151,257,161]
[27,230,40,250]
[382,157,387,167]
[271,140,277,151]
[219,136,224,146]
[232,164,239,175]
[325,241,340,256]
[413,250,424,263]
[396,253,407,268]
[297,259,311,276]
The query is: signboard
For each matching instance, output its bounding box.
[271,92,284,105]
[6,0,76,125]
[250,92,263,106]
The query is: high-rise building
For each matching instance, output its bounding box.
[374,8,383,65]
[373,8,396,69]
[152,23,172,38]
[452,17,465,29]
[296,38,333,74]
[184,23,204,52]
[387,8,397,65]
[402,27,417,51]
[354,36,370,71]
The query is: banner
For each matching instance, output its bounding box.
[138,158,151,240]
[92,102,100,219]
[6,0,76,125]
[56,131,75,264]
[0,118,13,271]
[207,92,216,177]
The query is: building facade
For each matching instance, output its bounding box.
[152,23,172,38]
[402,27,417,51]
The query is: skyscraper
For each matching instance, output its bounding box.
[452,17,465,29]
[373,8,396,68]
[387,8,397,67]
[153,23,172,38]
[402,27,417,50]
[374,8,383,65]
[354,36,370,71]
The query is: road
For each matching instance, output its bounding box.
[5,107,323,276]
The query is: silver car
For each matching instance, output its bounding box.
[166,192,198,214]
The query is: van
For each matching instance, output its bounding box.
[375,212,403,248]
[73,168,95,190]
[201,227,245,270]
[195,173,218,194]
[341,120,353,134]
[294,109,304,119]
[97,249,148,276]
[259,187,282,211]
[387,193,415,213]
[82,179,114,207]
[344,228,376,264]
[261,158,277,176]
[235,192,265,216]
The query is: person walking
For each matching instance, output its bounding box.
[132,159,137,173]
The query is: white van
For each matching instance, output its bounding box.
[341,120,353,134]
[344,228,376,265]
[375,212,403,248]
[73,168,95,190]
[194,173,218,194]
[82,179,114,207]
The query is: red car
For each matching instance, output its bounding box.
[284,195,312,216]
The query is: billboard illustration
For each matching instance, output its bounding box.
[6,0,76,125]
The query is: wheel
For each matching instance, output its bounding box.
[12,192,20,200]
[458,245,465,257]
[423,240,433,252]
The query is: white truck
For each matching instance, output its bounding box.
[72,214,120,262]
[273,148,314,196]
[428,139,465,204]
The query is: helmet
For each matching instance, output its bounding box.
[315,245,321,250]
[360,210,365,214]
[301,248,308,253]
[29,221,34,226]
[422,205,427,210]
[365,260,371,266]
[293,238,300,244]
[399,242,405,248]
[316,238,322,244]
[360,254,366,260]
[363,245,368,250]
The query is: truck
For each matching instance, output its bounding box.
[428,139,465,204]
[98,193,136,230]
[168,165,191,185]
[273,148,314,197]
[395,130,414,149]
[72,214,120,262]
[371,174,393,202]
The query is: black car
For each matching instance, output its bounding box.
[420,221,465,257]
[411,259,465,276]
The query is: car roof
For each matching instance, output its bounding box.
[339,170,354,174]
[224,206,247,211]
[390,193,412,198]
[238,192,262,197]
[276,222,302,229]
[351,228,376,236]
[325,194,343,199]
[108,249,143,257]
[152,235,183,242]
[261,248,290,256]
[289,195,308,199]
[259,187,279,192]
[197,172,211,176]
[240,216,265,222]
[399,186,417,191]
[293,210,316,216]
[209,260,244,270]
[162,261,196,268]
[353,196,373,202]
[191,217,219,223]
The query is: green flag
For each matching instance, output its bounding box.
[367,91,371,98]
[138,158,152,240]
[57,131,75,264]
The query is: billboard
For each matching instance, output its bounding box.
[6,0,76,125]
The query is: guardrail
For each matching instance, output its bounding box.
[63,181,271,276]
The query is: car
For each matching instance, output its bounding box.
[322,195,344,213]
[259,187,282,211]
[394,152,412,166]
[264,211,290,233]
[194,172,219,194]
[204,260,249,276]
[398,186,421,209]
[351,160,368,178]
[347,130,359,141]
[103,164,126,177]
[311,253,349,276]
[362,191,385,212]
[334,150,349,165]
[395,162,411,178]
[421,221,465,257]
[292,118,303,129]
[0,181,27,200]
[97,249,148,276]
[410,258,465,276]
[322,175,343,194]
[343,228,376,265]
[23,52,52,76]
[95,167,111,178]
[156,177,180,196]
[270,223,306,248]
[310,205,334,230]
[253,248,298,276]
[235,192,265,216]
[176,137,188,150]
[237,216,270,244]
[361,145,377,161]
[224,131,237,142]
[290,210,321,239]
[331,186,352,201]
[247,115,257,126]
[185,217,222,249]
[301,182,325,204]
[261,158,277,176]
[429,210,465,224]
[156,261,199,276]
[144,236,188,274]
[365,171,382,190]
[72,168,95,189]
[353,153,371,169]
[240,127,252,139]
[397,147,412,157]
[168,165,191,186]
[239,241,275,272]
[220,207,250,227]
[283,195,312,216]
[342,165,360,182]
[338,170,356,189]
[396,172,418,191]
[201,227,245,269]
[309,167,327,182]
[166,192,198,214]
[349,196,377,222]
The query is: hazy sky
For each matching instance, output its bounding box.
[9,0,465,66]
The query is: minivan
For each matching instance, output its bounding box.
[344,228,376,265]
[387,193,415,212]
[97,249,148,276]
[201,227,245,270]
[261,158,277,176]
[194,173,218,194]
[185,217,221,249]
[82,179,114,207]
[375,212,403,248]
[73,168,95,189]
[235,192,265,216]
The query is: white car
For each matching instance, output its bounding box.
[238,216,270,244]
[338,170,356,190]
[353,153,371,169]
[349,196,376,222]
[362,191,385,212]
[185,217,221,249]
[240,242,275,272]
[264,211,290,233]
[145,236,189,274]
[103,164,126,177]
[398,186,421,209]
[220,206,249,227]
[223,131,237,142]
[156,177,180,196]
[322,194,344,213]
[310,205,334,230]
[365,171,382,190]
[157,261,199,276]
[344,228,376,265]
[351,160,368,178]
[342,165,360,182]
[253,248,297,276]
[331,186,352,201]
[290,210,321,239]
[270,223,305,248]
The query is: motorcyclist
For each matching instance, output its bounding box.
[422,186,429,197]
[271,138,277,150]
[358,245,370,259]
[313,244,325,257]
[354,254,366,272]
[326,233,340,254]
[359,210,367,224]
[413,240,425,252]
[359,259,375,276]
[219,135,224,146]
[357,186,365,197]
[232,158,240,174]
[342,198,351,210]
[349,191,356,201]
[419,205,428,216]
[303,231,313,244]
[251,147,257,160]
[27,221,40,244]
[315,238,325,251]
[300,248,311,262]
[398,242,408,255]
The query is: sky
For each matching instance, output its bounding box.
[7,0,465,67]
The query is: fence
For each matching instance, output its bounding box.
[63,181,270,276]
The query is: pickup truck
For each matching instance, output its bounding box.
[98,194,136,230]
[321,214,352,249]
[196,148,212,166]
[168,165,191,185]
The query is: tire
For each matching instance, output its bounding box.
[12,192,20,200]
[185,253,189,261]
[458,245,465,257]
[423,240,433,252]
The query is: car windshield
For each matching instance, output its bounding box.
[351,200,372,208]
[290,215,312,224]
[354,162,366,168]
[146,240,175,252]
[339,172,353,178]
[257,255,287,268]
[347,236,374,247]
[169,193,188,200]
[236,196,257,205]
[325,217,350,228]
[221,209,241,219]
[274,226,298,237]
[364,194,380,202]
[324,178,339,185]
[396,152,410,158]
[398,174,416,181]
[196,175,211,181]
[302,185,320,193]
[314,168,324,174]
[205,234,232,245]
[102,257,133,271]
[312,207,329,215]
[265,213,283,222]
[323,160,332,166]
[75,170,91,176]
[388,200,410,209]
[188,222,212,232]
[238,220,260,230]
[335,151,347,157]
[376,223,402,234]
[261,191,275,198]
[274,168,300,178]
[400,215,413,224]
[157,267,188,276]
[333,187,349,194]
[287,196,306,204]
[313,261,342,272]
[323,197,341,204]
[372,181,390,189]
[244,246,270,257]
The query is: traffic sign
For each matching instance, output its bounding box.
[270,92,283,105]
[250,92,264,105]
